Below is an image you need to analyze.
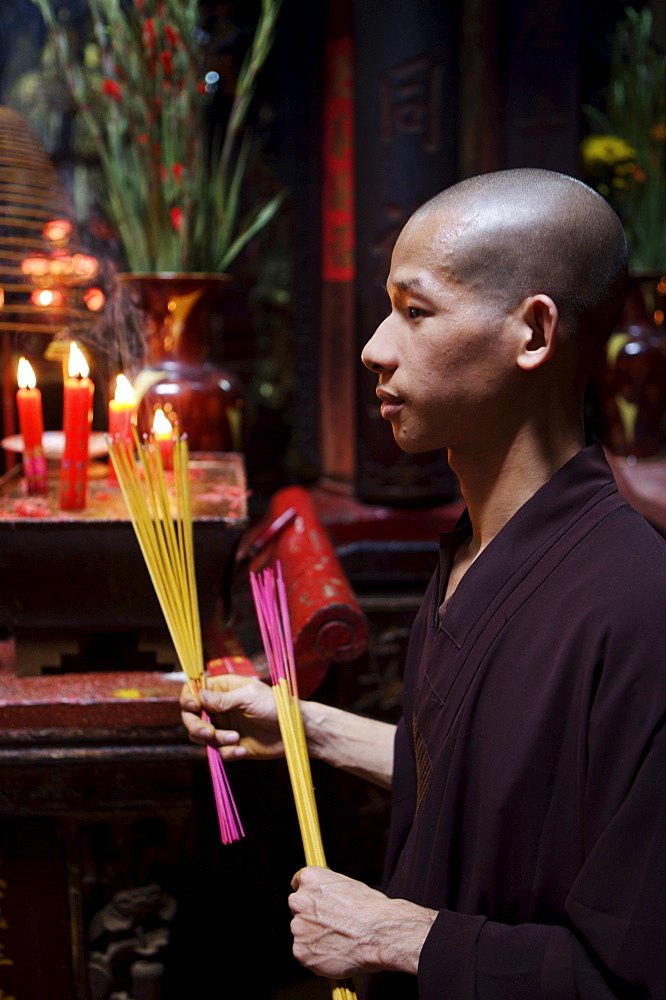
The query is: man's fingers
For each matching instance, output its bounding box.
[180,711,217,744]
[179,681,201,713]
[289,865,342,894]
[290,867,306,891]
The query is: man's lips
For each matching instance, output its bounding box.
[376,386,404,419]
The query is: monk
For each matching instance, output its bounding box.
[181,169,666,998]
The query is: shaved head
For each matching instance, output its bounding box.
[412,169,628,367]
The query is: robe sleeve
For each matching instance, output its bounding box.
[417,616,666,1000]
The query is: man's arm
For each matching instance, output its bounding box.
[301,700,394,790]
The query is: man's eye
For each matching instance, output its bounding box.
[407,307,425,319]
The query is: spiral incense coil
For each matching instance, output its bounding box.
[0,104,88,336]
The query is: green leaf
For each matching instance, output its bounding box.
[217,192,285,273]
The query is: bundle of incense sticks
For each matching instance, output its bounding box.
[250,564,357,1000]
[107,429,243,845]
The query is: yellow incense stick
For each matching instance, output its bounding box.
[107,430,243,843]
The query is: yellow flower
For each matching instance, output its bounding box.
[614,161,635,175]
[84,43,100,69]
[581,134,636,168]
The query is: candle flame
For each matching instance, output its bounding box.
[30,288,65,308]
[83,286,105,311]
[20,255,50,277]
[68,341,90,379]
[114,373,136,405]
[152,408,173,437]
[72,253,99,279]
[43,218,73,243]
[17,357,36,390]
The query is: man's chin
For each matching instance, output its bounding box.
[393,431,442,455]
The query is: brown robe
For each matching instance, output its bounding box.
[368,443,666,999]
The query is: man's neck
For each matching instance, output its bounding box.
[448,422,584,558]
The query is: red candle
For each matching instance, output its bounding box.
[16,357,47,495]
[152,408,174,470]
[108,374,135,482]
[60,342,94,511]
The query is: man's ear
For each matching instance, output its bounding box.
[514,294,559,371]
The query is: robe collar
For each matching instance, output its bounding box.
[436,441,620,646]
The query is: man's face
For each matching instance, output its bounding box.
[361,211,518,455]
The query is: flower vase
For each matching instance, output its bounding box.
[119,274,245,452]
[596,272,666,459]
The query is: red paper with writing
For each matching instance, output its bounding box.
[322,37,355,282]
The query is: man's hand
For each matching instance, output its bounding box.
[181,675,396,789]
[180,674,283,760]
[288,866,437,979]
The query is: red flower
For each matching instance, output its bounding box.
[170,207,183,233]
[197,80,206,96]
[164,24,180,47]
[102,78,123,101]
[138,133,148,144]
[143,17,155,49]
[159,50,173,77]
[172,162,184,183]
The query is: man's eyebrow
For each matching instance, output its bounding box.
[384,278,424,293]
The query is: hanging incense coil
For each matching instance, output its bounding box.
[0,104,91,338]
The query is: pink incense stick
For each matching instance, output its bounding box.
[276,563,298,694]
[202,710,245,844]
[249,566,295,691]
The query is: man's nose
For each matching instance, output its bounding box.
[361,350,383,373]
[361,317,395,373]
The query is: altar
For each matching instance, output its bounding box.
[0,452,247,676]
[0,452,375,1000]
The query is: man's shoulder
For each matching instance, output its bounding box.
[586,500,666,577]
[564,499,666,633]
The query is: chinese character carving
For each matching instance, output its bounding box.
[380,55,443,152]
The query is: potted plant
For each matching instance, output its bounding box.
[31,0,283,274]
[30,0,284,450]
[580,6,666,458]
[580,6,665,272]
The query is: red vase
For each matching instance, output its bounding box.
[119,273,245,452]
[596,271,666,459]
